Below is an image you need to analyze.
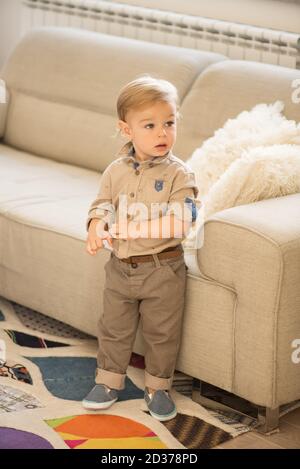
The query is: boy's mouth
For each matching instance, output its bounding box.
[155,144,168,149]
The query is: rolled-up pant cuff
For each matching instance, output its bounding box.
[144,370,173,390]
[95,368,126,390]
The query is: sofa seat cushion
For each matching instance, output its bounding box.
[0,143,101,240]
[0,143,111,334]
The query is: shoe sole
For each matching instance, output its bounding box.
[148,408,177,422]
[82,397,118,410]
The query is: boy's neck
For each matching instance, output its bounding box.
[136,154,153,162]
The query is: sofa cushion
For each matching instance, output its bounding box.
[3,90,118,174]
[1,27,226,171]
[0,143,101,240]
[0,142,113,333]
[179,59,300,147]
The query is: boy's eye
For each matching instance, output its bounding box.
[144,121,175,129]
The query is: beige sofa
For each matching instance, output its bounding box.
[0,26,300,432]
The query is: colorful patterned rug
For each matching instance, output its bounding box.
[0,296,257,449]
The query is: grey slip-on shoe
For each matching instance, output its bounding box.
[82,384,118,410]
[144,388,177,421]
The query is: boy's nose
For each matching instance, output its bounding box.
[158,127,167,137]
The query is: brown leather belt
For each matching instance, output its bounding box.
[117,244,183,264]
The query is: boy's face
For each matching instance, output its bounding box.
[118,100,177,161]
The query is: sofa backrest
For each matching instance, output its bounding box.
[0,27,226,172]
[178,59,300,149]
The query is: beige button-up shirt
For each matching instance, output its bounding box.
[86,144,201,259]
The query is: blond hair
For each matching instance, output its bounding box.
[115,74,181,155]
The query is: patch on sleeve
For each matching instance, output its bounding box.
[184,197,197,222]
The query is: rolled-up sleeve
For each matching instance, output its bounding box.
[86,167,115,232]
[165,167,202,224]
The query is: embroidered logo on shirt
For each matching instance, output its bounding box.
[154,180,164,192]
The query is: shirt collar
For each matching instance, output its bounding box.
[121,143,172,167]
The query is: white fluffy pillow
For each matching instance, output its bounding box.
[187,101,300,199]
[204,144,300,218]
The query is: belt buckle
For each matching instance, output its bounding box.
[129,256,138,268]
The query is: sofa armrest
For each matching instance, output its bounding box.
[197,193,300,407]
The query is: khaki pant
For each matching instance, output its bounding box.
[95,250,187,391]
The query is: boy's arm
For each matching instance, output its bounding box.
[139,214,189,239]
[86,167,115,232]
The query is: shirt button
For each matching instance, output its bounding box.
[135,170,140,175]
[127,214,133,220]
[129,192,135,197]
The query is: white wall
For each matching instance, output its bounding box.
[0,0,22,71]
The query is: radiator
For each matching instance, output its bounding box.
[21,0,300,69]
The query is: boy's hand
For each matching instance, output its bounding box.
[86,219,113,256]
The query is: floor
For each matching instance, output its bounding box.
[215,407,300,449]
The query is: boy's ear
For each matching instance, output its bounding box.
[118,119,131,138]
